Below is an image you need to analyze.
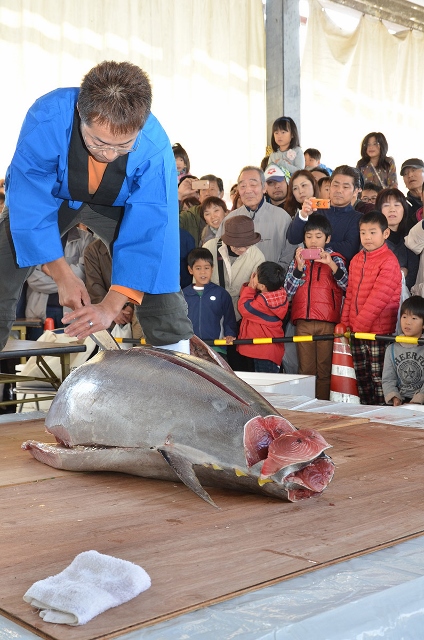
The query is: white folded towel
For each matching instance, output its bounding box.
[23,550,151,625]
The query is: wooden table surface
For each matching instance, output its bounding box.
[1,414,424,640]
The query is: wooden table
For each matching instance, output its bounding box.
[0,339,86,409]
[1,415,424,640]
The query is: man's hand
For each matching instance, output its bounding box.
[62,290,134,339]
[45,257,91,309]
[178,178,199,202]
[392,397,402,407]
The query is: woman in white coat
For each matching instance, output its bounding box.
[203,215,265,321]
[203,215,265,371]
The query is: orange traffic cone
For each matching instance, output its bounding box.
[44,317,55,331]
[329,324,360,403]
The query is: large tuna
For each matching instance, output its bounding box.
[23,347,334,506]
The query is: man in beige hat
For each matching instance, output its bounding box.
[217,166,297,270]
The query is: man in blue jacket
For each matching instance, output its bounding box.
[286,165,362,264]
[0,60,193,351]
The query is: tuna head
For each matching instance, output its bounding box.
[23,347,334,506]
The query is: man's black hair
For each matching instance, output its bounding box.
[256,261,285,292]
[200,174,224,194]
[187,247,214,268]
[331,165,362,190]
[78,61,152,134]
[400,296,424,320]
[304,214,332,240]
[360,210,388,232]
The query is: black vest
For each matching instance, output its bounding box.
[63,110,129,221]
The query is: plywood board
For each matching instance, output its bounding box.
[1,419,69,486]
[0,417,423,640]
[276,409,370,431]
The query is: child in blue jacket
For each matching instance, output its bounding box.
[183,248,237,359]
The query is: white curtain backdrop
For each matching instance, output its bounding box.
[301,0,424,181]
[0,0,266,196]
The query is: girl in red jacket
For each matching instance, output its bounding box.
[237,262,288,373]
[341,211,402,404]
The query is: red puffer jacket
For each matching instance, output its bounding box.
[237,284,288,365]
[341,244,401,333]
[291,253,345,324]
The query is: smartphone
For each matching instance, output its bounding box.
[191,179,210,190]
[310,197,330,209]
[301,248,322,260]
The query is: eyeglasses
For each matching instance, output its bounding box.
[361,196,377,203]
[81,125,141,155]
[366,141,380,148]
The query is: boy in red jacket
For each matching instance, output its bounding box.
[285,215,348,400]
[237,261,288,373]
[341,211,402,404]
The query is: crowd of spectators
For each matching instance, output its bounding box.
[2,123,424,407]
[175,126,424,406]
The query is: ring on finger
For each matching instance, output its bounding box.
[88,320,94,328]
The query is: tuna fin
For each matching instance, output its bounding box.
[189,335,233,371]
[158,448,218,508]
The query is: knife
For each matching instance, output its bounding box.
[89,329,122,350]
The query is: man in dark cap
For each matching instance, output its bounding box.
[400,158,424,230]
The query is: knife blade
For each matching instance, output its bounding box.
[90,329,122,350]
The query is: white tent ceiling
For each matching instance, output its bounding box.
[322,0,424,32]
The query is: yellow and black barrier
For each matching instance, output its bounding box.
[349,332,424,345]
[111,333,424,347]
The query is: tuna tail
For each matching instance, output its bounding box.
[158,448,218,508]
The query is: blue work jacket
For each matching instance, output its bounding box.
[6,88,180,294]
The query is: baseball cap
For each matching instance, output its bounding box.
[400,158,424,176]
[264,163,290,183]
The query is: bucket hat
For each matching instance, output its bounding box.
[221,215,261,248]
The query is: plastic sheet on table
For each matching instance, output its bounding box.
[262,393,424,429]
[120,537,424,639]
